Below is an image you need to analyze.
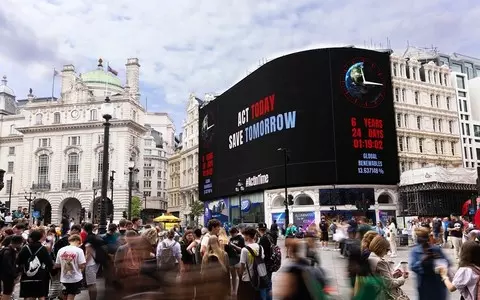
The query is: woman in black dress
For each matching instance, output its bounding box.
[16,229,54,300]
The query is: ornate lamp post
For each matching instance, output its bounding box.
[24,191,37,217]
[99,96,114,234]
[235,179,245,224]
[127,160,139,220]
[277,148,291,226]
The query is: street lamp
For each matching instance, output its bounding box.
[0,169,5,191]
[24,191,36,218]
[277,148,291,226]
[235,179,245,224]
[127,159,139,220]
[109,170,116,224]
[99,96,114,234]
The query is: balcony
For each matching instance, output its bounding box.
[92,180,112,189]
[31,182,51,191]
[62,181,81,190]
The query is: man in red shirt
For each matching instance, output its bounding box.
[80,223,88,243]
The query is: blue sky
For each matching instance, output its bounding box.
[0,0,479,131]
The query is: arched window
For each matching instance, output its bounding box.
[97,151,103,180]
[67,153,79,183]
[90,109,97,121]
[54,112,61,124]
[38,154,49,184]
[35,113,43,125]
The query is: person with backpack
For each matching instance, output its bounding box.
[16,229,54,300]
[0,235,23,300]
[439,240,480,300]
[257,222,281,300]
[238,226,269,300]
[226,227,245,296]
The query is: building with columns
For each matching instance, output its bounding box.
[167,94,203,226]
[0,58,171,224]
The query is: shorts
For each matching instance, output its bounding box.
[321,232,329,242]
[0,278,15,295]
[62,280,83,295]
[85,264,99,285]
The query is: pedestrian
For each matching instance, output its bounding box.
[55,234,86,300]
[0,235,23,300]
[238,226,266,300]
[448,215,463,260]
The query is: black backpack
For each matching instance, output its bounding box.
[245,246,270,290]
[23,245,47,280]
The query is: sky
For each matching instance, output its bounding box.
[0,0,479,131]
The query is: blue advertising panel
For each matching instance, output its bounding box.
[271,212,286,229]
[293,211,316,229]
[204,198,229,225]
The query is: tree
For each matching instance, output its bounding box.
[131,196,142,218]
[189,200,204,226]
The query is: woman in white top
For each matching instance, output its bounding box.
[387,219,398,257]
[439,240,480,300]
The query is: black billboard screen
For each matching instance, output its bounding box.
[199,48,399,201]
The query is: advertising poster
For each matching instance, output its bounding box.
[293,212,316,230]
[199,48,398,201]
[204,198,229,225]
[271,212,286,229]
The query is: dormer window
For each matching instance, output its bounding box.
[53,112,61,124]
[90,109,97,121]
[36,113,43,125]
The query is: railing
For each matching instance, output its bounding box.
[31,182,51,191]
[92,180,112,189]
[62,181,81,190]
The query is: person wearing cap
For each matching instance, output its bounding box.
[257,222,274,300]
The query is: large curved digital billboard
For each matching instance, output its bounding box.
[199,48,399,201]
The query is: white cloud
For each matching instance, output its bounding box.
[0,0,478,126]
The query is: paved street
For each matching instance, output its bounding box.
[13,239,460,300]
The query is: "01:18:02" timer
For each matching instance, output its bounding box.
[353,139,383,150]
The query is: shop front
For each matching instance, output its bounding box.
[203,192,265,225]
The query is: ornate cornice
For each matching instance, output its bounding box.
[34,147,53,156]
[0,134,23,144]
[64,145,83,155]
[15,119,147,134]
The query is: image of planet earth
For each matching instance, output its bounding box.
[344,62,383,104]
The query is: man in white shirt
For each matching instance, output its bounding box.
[55,234,86,300]
[200,219,222,256]
[238,227,264,300]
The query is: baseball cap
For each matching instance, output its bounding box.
[257,222,267,230]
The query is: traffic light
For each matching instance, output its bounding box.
[80,208,86,219]
[287,194,294,206]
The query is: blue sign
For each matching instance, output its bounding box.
[272,212,286,228]
[32,211,40,218]
[204,198,229,225]
[241,199,251,212]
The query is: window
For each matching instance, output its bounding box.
[144,170,152,177]
[157,192,162,197]
[67,153,79,183]
[430,94,434,106]
[404,114,408,128]
[451,142,456,155]
[38,154,49,184]
[466,124,471,136]
[8,147,15,155]
[400,162,405,173]
[396,113,402,127]
[435,95,440,107]
[449,121,454,134]
[451,63,463,73]
[417,116,422,129]
[90,109,97,121]
[132,110,137,121]
[414,91,419,105]
[395,88,399,102]
[444,74,448,86]
[97,152,103,180]
[35,113,43,125]
[144,181,151,188]
[400,65,404,77]
[54,112,61,124]
[412,68,417,80]
[68,136,81,146]
[401,89,406,102]
[462,123,465,135]
[434,71,438,84]
[446,97,450,110]
[398,136,404,151]
[474,125,480,137]
[144,160,152,167]
[157,170,162,178]
[7,162,14,172]
[456,75,465,89]
[98,134,104,144]
[144,191,151,197]
[458,91,467,97]
[419,138,424,153]
[393,63,398,76]
[406,137,410,151]
[39,138,50,147]
[432,118,437,131]
[157,181,162,189]
[145,149,152,155]
[434,140,438,154]
[440,141,444,154]
[463,100,468,112]
[438,119,442,132]
[465,63,474,79]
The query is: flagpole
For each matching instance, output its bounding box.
[51,68,56,101]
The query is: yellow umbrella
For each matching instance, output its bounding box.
[153,214,181,223]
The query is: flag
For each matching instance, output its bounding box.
[108,65,118,76]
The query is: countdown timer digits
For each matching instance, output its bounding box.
[351,117,386,175]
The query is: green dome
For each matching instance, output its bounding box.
[81,69,122,88]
